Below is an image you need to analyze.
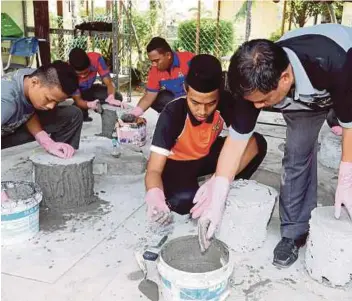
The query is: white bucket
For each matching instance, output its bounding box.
[157,235,234,301]
[1,181,43,245]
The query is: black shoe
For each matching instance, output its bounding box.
[273,237,299,268]
[83,116,93,122]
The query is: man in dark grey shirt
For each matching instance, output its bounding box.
[1,61,83,158]
[193,24,352,267]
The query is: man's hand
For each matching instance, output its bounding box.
[35,131,75,159]
[335,161,352,220]
[197,176,230,252]
[190,175,215,218]
[87,100,102,114]
[145,187,172,225]
[105,94,128,109]
[130,106,144,117]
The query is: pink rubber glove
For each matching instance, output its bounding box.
[198,176,230,252]
[335,161,352,220]
[331,126,343,136]
[105,94,128,109]
[87,99,100,110]
[130,106,144,117]
[145,187,172,225]
[35,131,75,159]
[190,175,215,219]
[1,190,9,203]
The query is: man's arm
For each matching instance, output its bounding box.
[215,136,250,180]
[25,113,43,136]
[342,127,352,162]
[145,152,168,191]
[135,91,158,112]
[72,94,89,110]
[102,76,115,96]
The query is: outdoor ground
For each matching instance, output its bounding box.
[1,94,351,301]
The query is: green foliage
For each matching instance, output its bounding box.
[268,29,282,42]
[175,18,234,57]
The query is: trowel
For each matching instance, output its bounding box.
[134,235,168,301]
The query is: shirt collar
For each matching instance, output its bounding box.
[282,47,315,100]
[171,52,180,68]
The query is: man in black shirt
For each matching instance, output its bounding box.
[195,24,352,268]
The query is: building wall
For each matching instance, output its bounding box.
[342,2,352,26]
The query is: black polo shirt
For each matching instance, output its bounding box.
[229,24,352,140]
[150,97,224,161]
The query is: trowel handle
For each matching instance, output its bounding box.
[143,250,159,261]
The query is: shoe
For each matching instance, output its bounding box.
[273,237,300,268]
[83,116,93,122]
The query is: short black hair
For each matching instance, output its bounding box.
[186,54,222,93]
[68,47,90,71]
[228,39,290,97]
[28,60,79,96]
[146,37,172,54]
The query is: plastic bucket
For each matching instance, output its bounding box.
[157,235,234,301]
[116,117,147,147]
[1,181,43,245]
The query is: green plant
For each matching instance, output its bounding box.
[269,29,282,42]
[175,18,234,57]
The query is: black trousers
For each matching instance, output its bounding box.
[162,132,268,215]
[1,106,83,150]
[79,84,123,118]
[151,90,176,113]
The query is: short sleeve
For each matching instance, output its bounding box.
[150,102,185,156]
[229,95,261,140]
[331,48,352,128]
[1,81,17,126]
[146,67,160,93]
[97,55,110,79]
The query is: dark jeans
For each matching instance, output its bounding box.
[79,84,123,118]
[151,90,176,113]
[1,106,83,150]
[162,132,267,215]
[280,110,327,239]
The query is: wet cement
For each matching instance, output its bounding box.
[160,235,229,273]
[31,153,95,210]
[138,279,159,301]
[127,270,144,281]
[2,181,35,200]
[101,106,117,138]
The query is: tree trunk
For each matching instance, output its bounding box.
[33,1,50,65]
[245,0,253,42]
[327,3,337,23]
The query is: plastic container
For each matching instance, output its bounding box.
[1,181,42,245]
[157,235,234,301]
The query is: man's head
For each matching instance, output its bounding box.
[26,60,79,110]
[228,39,293,109]
[146,37,173,71]
[185,54,222,122]
[69,47,90,78]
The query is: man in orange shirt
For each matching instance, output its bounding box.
[130,37,194,117]
[144,54,267,224]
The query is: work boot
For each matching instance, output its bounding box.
[273,236,304,268]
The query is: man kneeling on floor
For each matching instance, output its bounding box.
[144,54,267,224]
[1,61,83,159]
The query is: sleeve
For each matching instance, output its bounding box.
[1,81,17,126]
[228,95,261,140]
[331,48,352,128]
[150,106,183,156]
[97,55,110,79]
[146,67,160,93]
[72,88,81,96]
